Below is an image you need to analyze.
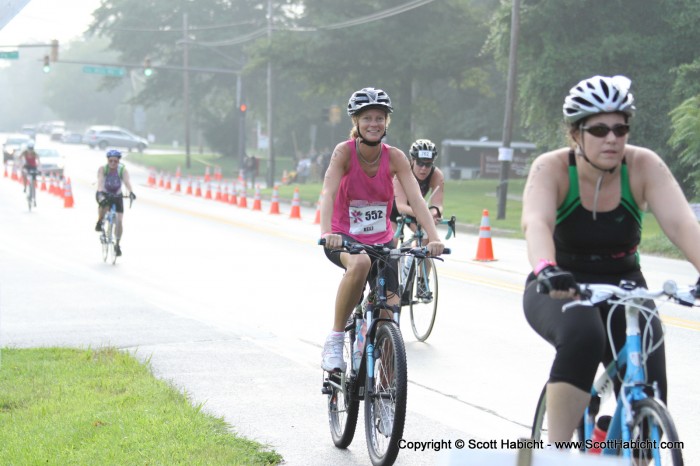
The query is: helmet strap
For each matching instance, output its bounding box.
[356,125,385,146]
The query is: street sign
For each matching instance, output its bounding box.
[0,51,19,59]
[82,65,126,77]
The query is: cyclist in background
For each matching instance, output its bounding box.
[390,138,445,239]
[521,75,700,445]
[319,87,444,372]
[19,141,41,193]
[95,149,136,257]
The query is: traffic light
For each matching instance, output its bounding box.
[143,58,153,77]
[50,39,59,62]
[239,103,247,113]
[43,55,50,73]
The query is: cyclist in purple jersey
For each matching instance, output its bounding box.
[95,149,136,256]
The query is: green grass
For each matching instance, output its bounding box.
[0,347,282,465]
[128,152,683,257]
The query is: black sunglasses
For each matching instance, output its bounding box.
[415,160,433,168]
[581,124,630,138]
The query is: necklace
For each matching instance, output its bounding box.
[356,139,381,166]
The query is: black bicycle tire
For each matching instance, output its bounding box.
[409,257,438,341]
[365,323,407,466]
[101,221,109,262]
[328,327,360,448]
[629,398,683,466]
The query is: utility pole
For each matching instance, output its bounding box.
[266,0,274,188]
[496,0,520,220]
[183,13,192,169]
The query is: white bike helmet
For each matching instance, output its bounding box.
[563,75,635,125]
[347,87,393,116]
[409,139,437,161]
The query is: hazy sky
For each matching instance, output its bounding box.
[0,0,101,46]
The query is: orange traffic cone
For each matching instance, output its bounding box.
[3,163,7,178]
[228,182,237,205]
[474,209,496,261]
[204,166,211,183]
[289,186,301,219]
[252,184,262,211]
[147,168,156,187]
[205,182,213,200]
[63,177,74,208]
[313,191,322,224]
[40,173,47,191]
[158,171,165,188]
[281,170,289,185]
[165,173,172,190]
[186,176,193,195]
[237,169,244,185]
[11,165,18,181]
[214,166,222,182]
[220,184,229,203]
[269,183,281,214]
[175,175,181,193]
[195,179,202,197]
[238,184,248,208]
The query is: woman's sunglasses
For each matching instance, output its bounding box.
[415,160,433,168]
[581,124,630,138]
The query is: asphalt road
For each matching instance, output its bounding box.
[2,137,699,465]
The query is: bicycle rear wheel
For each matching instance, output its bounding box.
[328,329,360,448]
[531,383,584,447]
[629,398,683,465]
[409,257,438,341]
[365,323,407,466]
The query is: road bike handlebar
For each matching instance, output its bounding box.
[99,192,135,209]
[393,214,457,240]
[563,280,698,312]
[318,238,450,259]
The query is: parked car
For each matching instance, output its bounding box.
[21,125,37,139]
[2,133,33,163]
[36,147,66,178]
[83,125,148,152]
[61,131,83,144]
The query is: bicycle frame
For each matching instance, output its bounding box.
[561,281,694,462]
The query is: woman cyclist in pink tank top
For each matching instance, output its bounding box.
[318,87,445,372]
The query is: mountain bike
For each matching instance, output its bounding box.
[99,193,133,264]
[394,214,456,341]
[23,168,39,212]
[531,279,698,465]
[320,239,449,466]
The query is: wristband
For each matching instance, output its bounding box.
[534,259,556,275]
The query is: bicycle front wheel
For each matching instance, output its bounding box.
[409,257,438,341]
[27,182,36,211]
[328,328,360,448]
[365,323,407,466]
[629,398,683,466]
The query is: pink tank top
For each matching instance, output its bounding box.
[331,140,394,244]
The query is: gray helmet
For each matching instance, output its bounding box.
[347,87,393,116]
[409,139,437,160]
[563,75,635,125]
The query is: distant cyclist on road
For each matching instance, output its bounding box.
[19,141,41,193]
[319,87,444,372]
[95,149,136,257]
[521,75,700,445]
[390,138,445,239]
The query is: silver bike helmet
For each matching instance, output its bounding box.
[409,139,437,161]
[563,75,635,125]
[347,87,393,116]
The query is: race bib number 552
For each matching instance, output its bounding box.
[348,201,387,235]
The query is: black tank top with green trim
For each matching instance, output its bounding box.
[554,150,643,275]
